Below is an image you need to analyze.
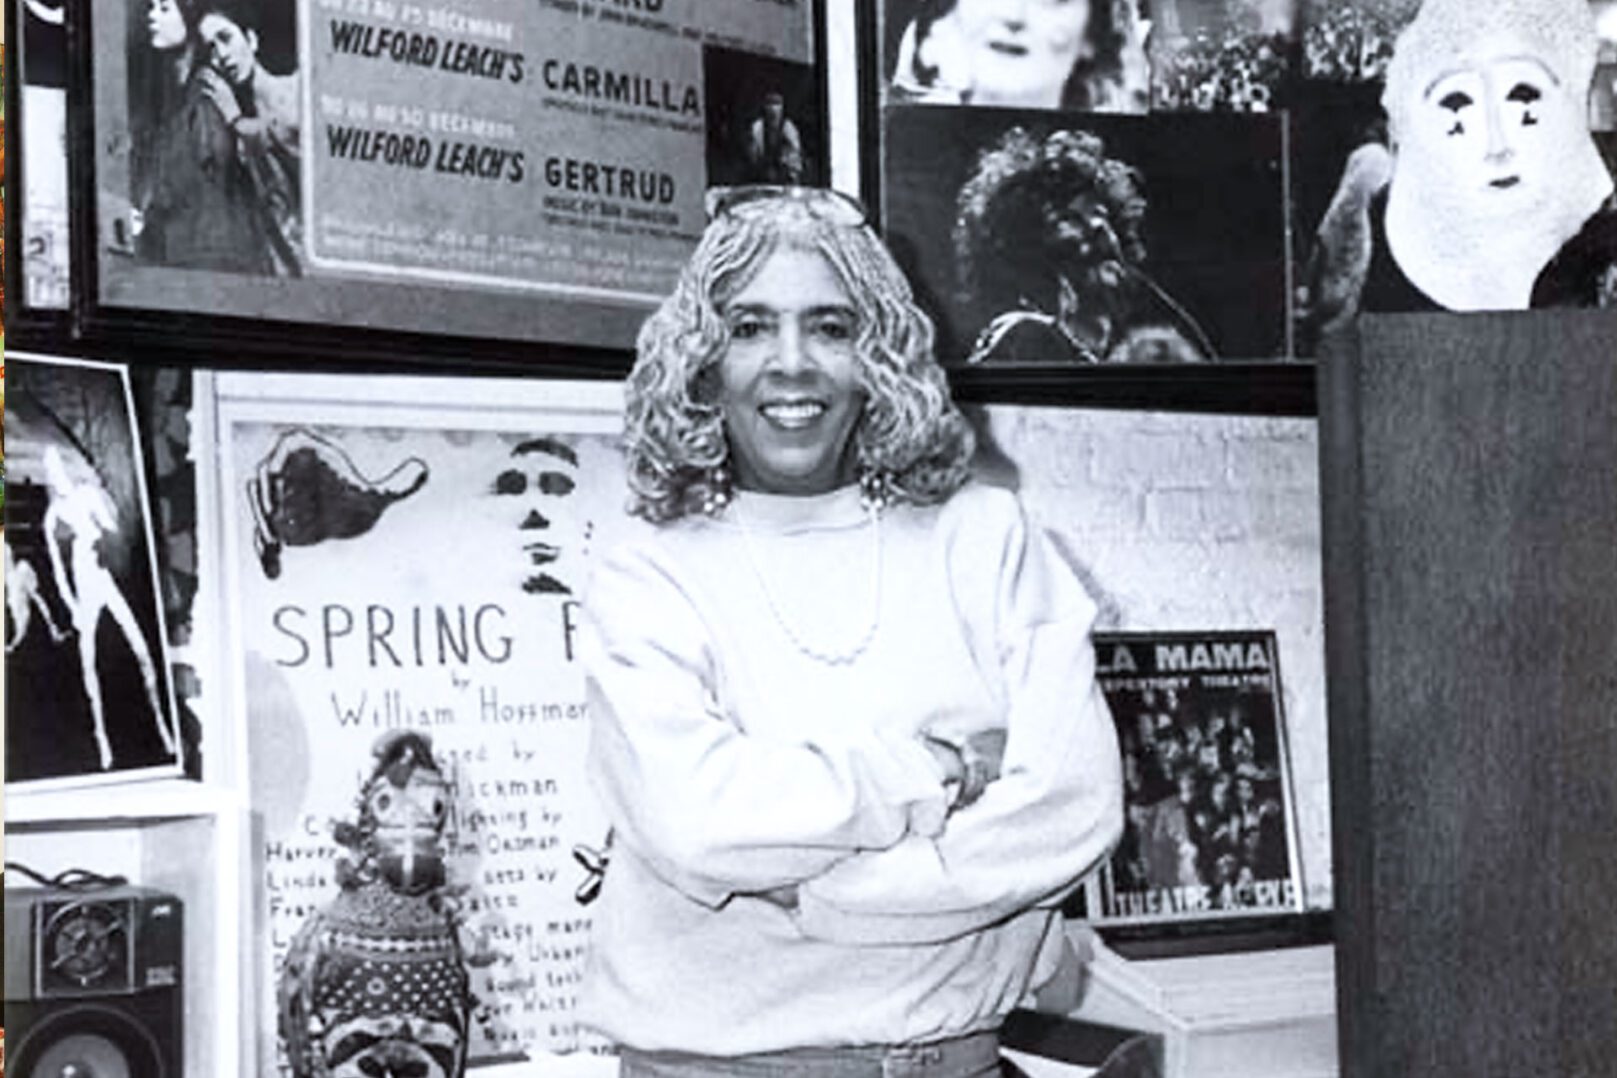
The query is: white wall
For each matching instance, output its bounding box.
[976,405,1331,910]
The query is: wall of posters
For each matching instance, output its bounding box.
[217,376,647,1069]
[92,0,825,351]
[4,354,182,788]
[1085,631,1304,928]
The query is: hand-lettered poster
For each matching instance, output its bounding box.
[219,377,646,1071]
[92,0,824,352]
[1081,631,1305,929]
[4,354,182,788]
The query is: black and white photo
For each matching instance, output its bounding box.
[882,106,1291,363]
[4,354,182,788]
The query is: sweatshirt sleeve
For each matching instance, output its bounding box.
[794,489,1124,944]
[583,538,952,909]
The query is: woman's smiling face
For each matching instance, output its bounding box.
[953,0,1093,107]
[716,246,866,496]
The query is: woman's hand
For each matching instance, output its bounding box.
[921,727,1007,811]
[197,66,243,126]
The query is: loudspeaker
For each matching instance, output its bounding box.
[4,885,183,1077]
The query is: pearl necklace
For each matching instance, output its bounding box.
[733,498,884,666]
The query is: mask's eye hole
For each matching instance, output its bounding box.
[1507,82,1541,125]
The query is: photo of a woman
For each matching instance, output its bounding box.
[124,0,301,275]
[888,0,1150,113]
[579,184,1123,1072]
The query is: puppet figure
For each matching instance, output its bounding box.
[278,732,472,1078]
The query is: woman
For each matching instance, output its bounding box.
[581,185,1123,1075]
[196,0,304,275]
[891,0,1148,112]
[954,127,1214,363]
[1301,0,1616,336]
[130,0,273,272]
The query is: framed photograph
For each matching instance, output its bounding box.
[4,0,76,329]
[214,372,650,1070]
[4,353,183,790]
[862,3,1314,412]
[79,0,830,362]
[1076,631,1306,939]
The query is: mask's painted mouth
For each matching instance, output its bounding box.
[1489,175,1521,189]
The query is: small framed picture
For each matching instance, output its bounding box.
[1076,631,1307,940]
[4,353,183,789]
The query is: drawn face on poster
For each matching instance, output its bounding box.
[225,403,644,1071]
[4,356,181,787]
[120,0,303,278]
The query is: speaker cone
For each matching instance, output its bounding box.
[25,1031,134,1078]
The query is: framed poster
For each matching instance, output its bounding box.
[215,372,650,1071]
[4,353,183,790]
[863,2,1314,412]
[1076,631,1306,940]
[81,0,829,362]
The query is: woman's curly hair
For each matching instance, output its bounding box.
[623,198,974,523]
[954,127,1149,323]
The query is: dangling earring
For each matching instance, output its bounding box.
[702,463,733,516]
[858,468,894,512]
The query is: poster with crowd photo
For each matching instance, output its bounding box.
[1145,0,1298,113]
[881,105,1292,364]
[1083,631,1304,929]
[89,0,825,354]
[217,374,649,1071]
[4,353,183,790]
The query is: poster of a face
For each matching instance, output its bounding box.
[882,106,1290,363]
[92,0,826,353]
[882,0,1151,113]
[1293,0,1617,352]
[218,376,647,1071]
[4,354,182,788]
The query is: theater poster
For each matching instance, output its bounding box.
[89,0,826,354]
[216,373,651,1070]
[1081,631,1305,929]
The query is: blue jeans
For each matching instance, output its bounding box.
[618,1030,1004,1078]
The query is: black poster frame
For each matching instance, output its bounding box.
[56,0,831,375]
[854,2,1316,416]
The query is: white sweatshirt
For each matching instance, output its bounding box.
[579,482,1123,1053]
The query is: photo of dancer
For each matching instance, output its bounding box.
[1087,632,1302,926]
[4,355,181,787]
[121,0,301,275]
